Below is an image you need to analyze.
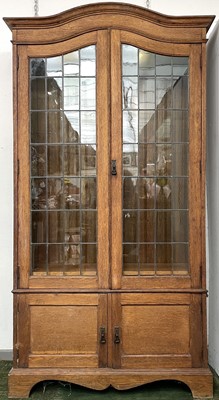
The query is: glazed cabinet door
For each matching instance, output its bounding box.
[17,293,108,368]
[17,31,110,290]
[111,30,202,290]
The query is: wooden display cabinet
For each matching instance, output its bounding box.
[4,3,215,398]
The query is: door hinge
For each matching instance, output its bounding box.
[15,345,19,366]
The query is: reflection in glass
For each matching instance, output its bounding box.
[64,111,80,143]
[80,45,96,77]
[123,77,138,109]
[80,78,96,110]
[81,145,96,176]
[47,146,62,176]
[122,45,189,276]
[123,211,138,243]
[123,244,138,275]
[81,112,96,143]
[47,78,62,110]
[31,146,46,176]
[64,145,79,176]
[30,46,97,276]
[122,45,138,76]
[32,212,47,243]
[48,111,62,143]
[48,211,65,243]
[64,77,79,110]
[31,78,46,110]
[47,56,62,76]
[64,51,79,76]
[139,78,155,109]
[139,50,155,76]
[31,112,46,143]
[123,111,138,143]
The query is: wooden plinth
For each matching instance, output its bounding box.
[8,367,213,399]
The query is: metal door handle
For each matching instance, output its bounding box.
[111,160,117,175]
[100,327,106,344]
[114,326,120,344]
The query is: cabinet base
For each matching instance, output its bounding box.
[8,367,213,399]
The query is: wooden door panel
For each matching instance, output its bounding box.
[18,294,107,368]
[112,293,203,369]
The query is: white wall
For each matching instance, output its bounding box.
[0,0,219,372]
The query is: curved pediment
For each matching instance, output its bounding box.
[4,2,215,45]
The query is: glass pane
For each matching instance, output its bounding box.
[32,244,47,274]
[64,145,79,176]
[81,145,96,176]
[123,244,138,275]
[31,178,47,210]
[138,143,156,176]
[156,78,172,108]
[31,146,46,176]
[139,50,155,76]
[156,55,172,75]
[48,145,62,176]
[64,111,80,143]
[48,211,65,243]
[80,46,96,77]
[123,211,138,243]
[122,46,189,277]
[64,78,79,110]
[48,244,64,275]
[81,111,96,143]
[123,177,137,209]
[81,211,97,242]
[81,244,97,275]
[31,78,46,110]
[139,78,155,109]
[123,111,138,143]
[64,51,79,76]
[172,111,188,142]
[81,178,96,209]
[47,78,62,110]
[139,211,155,242]
[47,56,62,76]
[137,178,155,209]
[30,58,45,77]
[65,211,80,242]
[48,178,63,209]
[123,144,138,176]
[31,112,46,143]
[30,46,97,277]
[123,77,138,109]
[80,78,95,110]
[48,112,62,143]
[156,178,188,209]
[139,110,155,143]
[64,178,80,209]
[122,45,138,75]
[32,212,47,243]
[173,76,188,109]
[156,110,171,142]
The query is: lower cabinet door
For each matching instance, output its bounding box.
[17,293,107,368]
[112,293,203,369]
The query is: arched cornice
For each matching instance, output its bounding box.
[4,2,215,45]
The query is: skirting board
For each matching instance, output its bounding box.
[0,350,13,360]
